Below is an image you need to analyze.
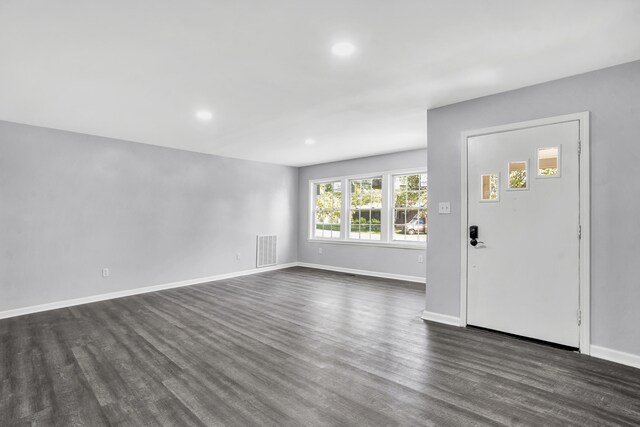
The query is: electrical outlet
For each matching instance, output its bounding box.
[236,253,241,260]
[417,255,424,263]
[102,268,109,278]
[318,247,323,255]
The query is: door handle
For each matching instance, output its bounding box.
[469,225,483,246]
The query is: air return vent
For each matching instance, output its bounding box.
[256,235,277,267]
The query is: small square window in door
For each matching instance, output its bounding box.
[538,147,560,177]
[508,161,528,190]
[480,174,499,202]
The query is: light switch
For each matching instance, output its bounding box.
[438,202,451,214]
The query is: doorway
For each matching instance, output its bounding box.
[460,113,590,352]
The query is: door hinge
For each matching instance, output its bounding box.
[578,140,582,156]
[577,309,582,326]
[578,225,582,239]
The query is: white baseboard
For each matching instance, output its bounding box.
[1,261,423,321]
[0,263,297,320]
[421,310,462,327]
[296,262,425,283]
[7,263,639,372]
[0,262,421,320]
[590,345,640,370]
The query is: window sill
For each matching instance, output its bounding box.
[306,238,426,250]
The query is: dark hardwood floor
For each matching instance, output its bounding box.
[1,267,639,426]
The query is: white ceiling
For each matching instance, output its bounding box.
[1,1,640,166]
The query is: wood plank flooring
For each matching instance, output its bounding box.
[1,266,639,426]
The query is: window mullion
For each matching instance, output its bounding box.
[381,174,390,243]
[340,178,348,240]
[309,181,315,239]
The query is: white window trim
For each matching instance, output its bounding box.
[308,179,343,241]
[309,167,427,248]
[536,145,562,179]
[389,170,428,244]
[345,175,384,243]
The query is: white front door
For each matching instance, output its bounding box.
[466,120,580,347]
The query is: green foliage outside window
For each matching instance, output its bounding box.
[393,174,428,240]
[315,181,342,237]
[314,173,428,240]
[509,170,527,189]
[350,178,383,239]
[539,168,558,176]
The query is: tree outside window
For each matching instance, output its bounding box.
[349,177,382,240]
[314,181,341,238]
[393,174,427,242]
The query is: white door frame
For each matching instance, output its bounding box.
[459,112,590,354]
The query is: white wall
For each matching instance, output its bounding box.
[298,149,427,280]
[0,120,298,313]
[426,60,640,357]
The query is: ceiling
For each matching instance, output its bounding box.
[1,1,639,166]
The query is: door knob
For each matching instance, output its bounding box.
[469,225,483,246]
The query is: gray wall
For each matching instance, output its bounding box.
[298,149,427,279]
[0,120,298,312]
[426,60,640,356]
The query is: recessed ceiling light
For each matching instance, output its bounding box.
[196,110,213,121]
[331,42,356,57]
[305,138,316,145]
